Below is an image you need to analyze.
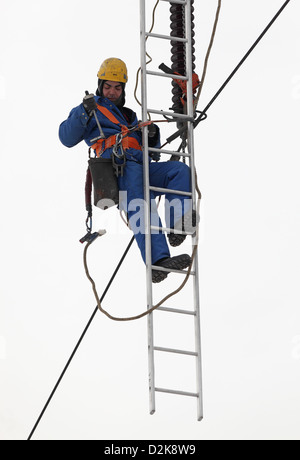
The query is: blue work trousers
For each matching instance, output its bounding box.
[118,160,192,264]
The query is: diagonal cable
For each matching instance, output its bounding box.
[27,236,135,440]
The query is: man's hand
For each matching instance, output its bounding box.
[149,150,161,161]
[148,124,160,160]
[83,93,97,116]
[148,123,157,138]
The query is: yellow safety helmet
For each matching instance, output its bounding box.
[97,58,128,83]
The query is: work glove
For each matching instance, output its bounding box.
[148,124,160,161]
[148,123,158,138]
[149,150,161,161]
[83,92,97,116]
[148,123,160,157]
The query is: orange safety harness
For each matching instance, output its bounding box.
[91,104,146,157]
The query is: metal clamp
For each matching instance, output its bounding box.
[79,229,106,244]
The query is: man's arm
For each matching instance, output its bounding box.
[59,104,90,148]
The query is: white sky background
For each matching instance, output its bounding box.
[0,0,299,441]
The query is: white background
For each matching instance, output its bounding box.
[0,0,299,441]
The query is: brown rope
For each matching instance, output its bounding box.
[194,0,222,109]
[134,0,160,112]
[83,174,201,322]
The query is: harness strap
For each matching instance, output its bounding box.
[91,104,142,157]
[96,105,121,125]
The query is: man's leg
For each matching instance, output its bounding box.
[118,160,170,264]
[149,160,192,228]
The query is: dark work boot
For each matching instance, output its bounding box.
[167,209,199,247]
[152,254,192,283]
[167,232,186,247]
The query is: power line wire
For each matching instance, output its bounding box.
[166,0,292,145]
[27,237,135,440]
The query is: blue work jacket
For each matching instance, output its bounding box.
[59,96,159,163]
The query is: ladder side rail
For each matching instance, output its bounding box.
[140,0,156,416]
[193,249,203,420]
[184,0,203,421]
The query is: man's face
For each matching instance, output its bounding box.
[102,81,123,103]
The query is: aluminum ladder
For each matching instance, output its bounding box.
[139,0,203,421]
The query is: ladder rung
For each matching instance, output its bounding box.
[156,306,196,316]
[155,387,198,398]
[145,32,188,43]
[160,0,186,4]
[146,70,188,81]
[154,346,197,356]
[149,147,191,158]
[149,186,192,197]
[147,108,193,120]
[159,0,186,4]
[151,264,195,276]
[150,225,194,236]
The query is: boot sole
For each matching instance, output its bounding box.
[167,233,187,247]
[152,254,192,283]
[168,210,198,247]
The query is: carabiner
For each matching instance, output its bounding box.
[113,132,124,158]
[86,214,92,233]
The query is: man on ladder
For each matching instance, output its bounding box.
[59,57,195,282]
